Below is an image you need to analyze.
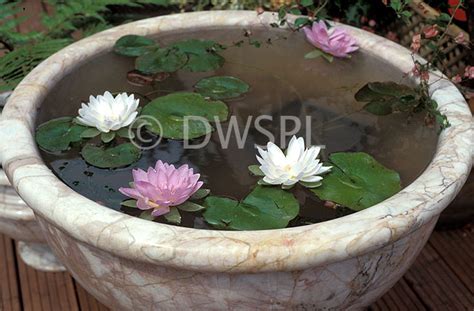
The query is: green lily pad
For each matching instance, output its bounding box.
[80,128,101,138]
[135,48,188,74]
[141,92,229,139]
[81,143,141,169]
[36,117,87,152]
[172,39,225,72]
[194,76,250,99]
[203,185,299,230]
[183,53,225,72]
[310,152,401,211]
[355,82,419,115]
[114,35,155,57]
[172,39,221,54]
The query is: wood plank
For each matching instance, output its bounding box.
[16,243,80,311]
[75,284,109,311]
[0,235,22,311]
[429,228,474,292]
[404,242,474,310]
[371,278,427,311]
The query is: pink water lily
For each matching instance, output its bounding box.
[304,21,358,58]
[119,161,203,217]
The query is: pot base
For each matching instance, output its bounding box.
[17,241,65,272]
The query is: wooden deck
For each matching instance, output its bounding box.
[0,225,472,310]
[1,1,473,310]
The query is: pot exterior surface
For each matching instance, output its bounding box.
[40,216,436,310]
[0,10,472,311]
[0,184,43,242]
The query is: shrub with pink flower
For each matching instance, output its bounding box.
[119,160,203,217]
[303,21,358,58]
[410,34,421,53]
[422,25,439,39]
[464,66,474,79]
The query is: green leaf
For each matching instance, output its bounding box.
[258,179,272,186]
[183,53,224,72]
[80,128,101,138]
[139,210,155,221]
[310,152,401,211]
[120,199,137,208]
[203,186,299,230]
[35,117,86,152]
[304,49,334,62]
[164,208,181,224]
[299,181,322,188]
[141,92,229,139]
[135,48,187,74]
[190,188,210,200]
[248,165,264,176]
[304,49,324,59]
[176,201,206,212]
[363,99,395,115]
[172,39,225,72]
[300,0,313,7]
[289,8,302,15]
[294,17,310,28]
[355,82,419,115]
[114,35,155,57]
[194,76,250,100]
[101,132,116,143]
[81,143,141,169]
[117,127,134,139]
[172,39,221,55]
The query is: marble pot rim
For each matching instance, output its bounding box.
[0,11,472,274]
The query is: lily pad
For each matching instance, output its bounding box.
[173,39,225,72]
[141,92,229,139]
[183,53,224,72]
[355,82,419,115]
[310,152,401,211]
[36,117,87,152]
[172,39,221,54]
[114,35,155,57]
[135,48,188,74]
[203,186,299,230]
[194,76,250,99]
[81,143,141,169]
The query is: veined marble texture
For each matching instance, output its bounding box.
[0,170,64,271]
[0,11,472,310]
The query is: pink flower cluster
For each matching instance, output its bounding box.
[304,21,358,58]
[119,160,203,217]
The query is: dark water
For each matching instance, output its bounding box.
[38,27,438,229]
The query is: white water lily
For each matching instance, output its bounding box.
[76,91,139,133]
[257,136,331,187]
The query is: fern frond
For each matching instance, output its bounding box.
[0,39,71,91]
[42,0,154,37]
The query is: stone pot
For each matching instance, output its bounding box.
[0,92,64,271]
[0,11,472,310]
